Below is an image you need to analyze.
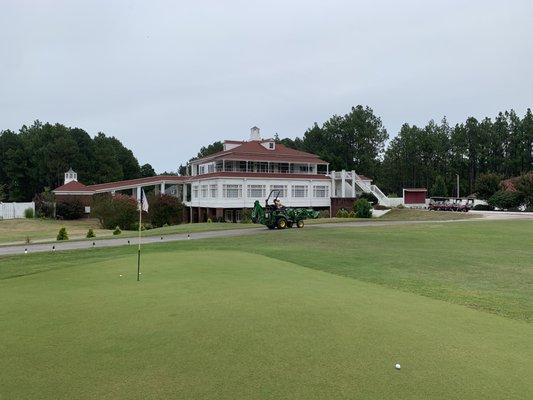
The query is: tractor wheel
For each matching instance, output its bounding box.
[296,220,305,228]
[277,218,287,229]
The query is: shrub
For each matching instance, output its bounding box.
[397,204,405,209]
[355,198,372,218]
[488,190,524,210]
[348,211,357,218]
[207,218,213,223]
[473,204,495,211]
[318,209,330,219]
[33,188,55,218]
[144,223,153,230]
[515,173,533,207]
[475,173,502,200]
[131,222,146,231]
[336,208,350,218]
[215,216,225,223]
[148,194,183,227]
[113,226,122,235]
[86,228,95,238]
[373,204,390,210]
[25,236,31,244]
[358,192,378,205]
[240,208,253,223]
[92,193,138,230]
[24,208,34,219]
[56,227,68,241]
[56,199,85,220]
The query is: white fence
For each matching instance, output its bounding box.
[0,202,35,220]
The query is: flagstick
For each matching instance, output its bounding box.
[137,191,142,282]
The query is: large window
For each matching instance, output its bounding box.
[201,185,208,198]
[210,184,218,198]
[270,185,287,197]
[207,164,214,173]
[223,184,242,198]
[291,185,308,198]
[192,185,199,199]
[247,184,266,198]
[313,185,329,198]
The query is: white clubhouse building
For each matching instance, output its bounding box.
[54,127,390,222]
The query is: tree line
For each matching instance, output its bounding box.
[1,106,531,202]
[0,121,155,201]
[277,106,532,197]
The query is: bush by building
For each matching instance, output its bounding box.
[24,208,34,219]
[488,190,524,210]
[33,188,55,218]
[515,173,533,207]
[336,208,350,218]
[475,173,502,200]
[148,194,183,227]
[358,192,378,205]
[113,226,122,235]
[92,193,138,230]
[86,228,95,238]
[56,199,85,220]
[354,198,372,218]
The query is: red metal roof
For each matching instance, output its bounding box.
[403,188,427,192]
[194,141,328,164]
[192,172,330,180]
[53,180,92,193]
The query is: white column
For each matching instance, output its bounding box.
[182,184,187,203]
[308,180,313,207]
[351,170,356,198]
[341,170,346,198]
[160,182,165,194]
[136,186,141,201]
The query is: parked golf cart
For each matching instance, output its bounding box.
[429,197,473,212]
[251,190,319,229]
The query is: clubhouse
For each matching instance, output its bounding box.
[53,127,391,222]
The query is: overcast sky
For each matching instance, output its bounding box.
[1,0,532,172]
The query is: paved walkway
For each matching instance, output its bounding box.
[1,213,531,257]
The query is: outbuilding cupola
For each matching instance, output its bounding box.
[64,168,78,184]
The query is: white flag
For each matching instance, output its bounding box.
[141,189,149,212]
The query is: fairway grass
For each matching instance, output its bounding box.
[1,250,532,399]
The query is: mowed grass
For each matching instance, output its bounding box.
[0,218,258,245]
[1,250,532,399]
[0,220,531,398]
[0,218,111,244]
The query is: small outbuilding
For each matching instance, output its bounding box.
[403,188,427,207]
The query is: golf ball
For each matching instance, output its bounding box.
[119,274,123,277]
[395,363,401,370]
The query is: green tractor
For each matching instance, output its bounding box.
[251,190,319,229]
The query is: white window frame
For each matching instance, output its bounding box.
[201,185,208,198]
[223,184,242,198]
[291,185,308,198]
[192,185,199,199]
[270,185,287,197]
[313,185,329,198]
[210,184,218,198]
[247,184,266,198]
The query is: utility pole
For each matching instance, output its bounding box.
[456,174,460,198]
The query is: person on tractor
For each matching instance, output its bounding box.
[274,198,284,210]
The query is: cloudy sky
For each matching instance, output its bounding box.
[1,0,532,172]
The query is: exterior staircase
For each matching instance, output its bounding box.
[330,170,390,206]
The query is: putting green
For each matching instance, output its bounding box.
[1,250,532,399]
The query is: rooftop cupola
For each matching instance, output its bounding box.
[64,168,78,184]
[250,126,261,141]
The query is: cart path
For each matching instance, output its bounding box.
[0,214,531,257]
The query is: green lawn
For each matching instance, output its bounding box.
[0,218,258,245]
[0,220,531,399]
